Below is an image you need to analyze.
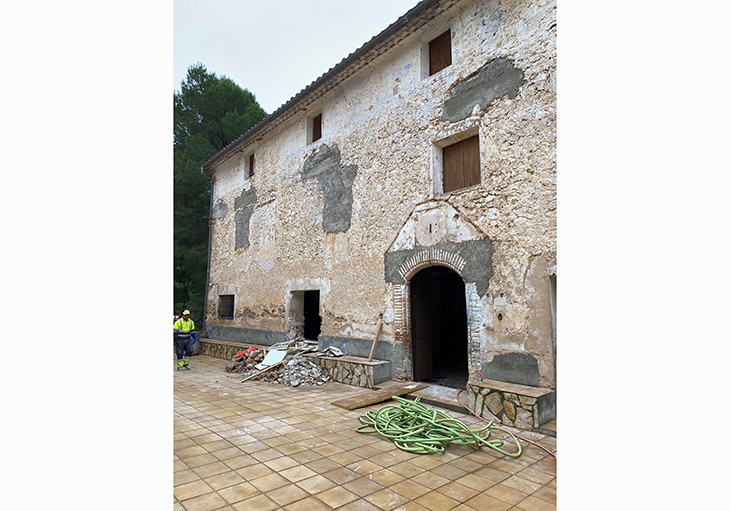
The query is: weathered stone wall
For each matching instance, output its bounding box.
[206,0,557,388]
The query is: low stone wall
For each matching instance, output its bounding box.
[468,379,556,431]
[199,339,248,360]
[306,355,391,389]
[197,338,392,389]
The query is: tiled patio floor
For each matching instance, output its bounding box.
[174,355,557,511]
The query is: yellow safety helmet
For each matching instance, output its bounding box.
[182,310,191,316]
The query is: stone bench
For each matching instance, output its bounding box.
[468,378,556,431]
[197,338,391,389]
[303,354,391,389]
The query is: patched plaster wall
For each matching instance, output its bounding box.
[205,0,557,388]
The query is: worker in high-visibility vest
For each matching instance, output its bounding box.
[174,310,196,370]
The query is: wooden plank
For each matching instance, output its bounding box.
[462,135,480,187]
[331,382,429,410]
[367,315,383,362]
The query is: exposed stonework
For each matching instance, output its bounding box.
[203,0,557,391]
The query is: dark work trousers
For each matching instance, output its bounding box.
[175,334,195,361]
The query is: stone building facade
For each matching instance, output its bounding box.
[201,0,557,395]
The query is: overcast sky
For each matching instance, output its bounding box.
[174,0,421,114]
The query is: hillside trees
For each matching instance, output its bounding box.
[174,63,267,322]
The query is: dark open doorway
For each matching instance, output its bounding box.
[303,290,322,341]
[410,265,468,388]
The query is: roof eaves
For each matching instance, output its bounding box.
[202,0,445,173]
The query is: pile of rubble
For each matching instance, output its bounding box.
[263,355,330,387]
[225,348,264,373]
[228,344,330,387]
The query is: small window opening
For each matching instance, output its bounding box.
[443,134,480,193]
[312,113,322,143]
[429,29,452,76]
[218,295,234,319]
[249,153,255,177]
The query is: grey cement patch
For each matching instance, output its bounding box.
[235,207,255,249]
[234,187,257,210]
[212,199,228,219]
[384,239,493,296]
[483,352,539,387]
[204,325,289,346]
[302,144,358,233]
[318,334,403,379]
[442,58,525,122]
[537,391,556,425]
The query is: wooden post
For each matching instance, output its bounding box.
[368,314,384,362]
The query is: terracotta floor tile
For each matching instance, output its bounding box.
[389,479,430,500]
[296,474,337,494]
[313,443,345,456]
[212,446,245,461]
[389,461,426,478]
[264,455,300,472]
[249,472,290,492]
[192,461,232,479]
[463,492,511,511]
[488,458,525,475]
[369,468,406,487]
[347,459,384,476]
[280,465,318,483]
[444,457,482,473]
[278,442,309,456]
[471,466,511,483]
[413,491,458,511]
[350,445,384,458]
[176,445,208,459]
[530,456,557,477]
[173,479,214,501]
[250,447,284,463]
[343,476,386,497]
[315,485,360,508]
[517,467,555,486]
[532,483,557,504]
[305,458,341,474]
[290,449,325,464]
[223,454,258,470]
[513,494,557,511]
[391,502,431,511]
[217,481,260,504]
[434,481,479,503]
[283,495,332,511]
[364,489,410,510]
[501,474,541,495]
[323,466,360,485]
[235,464,274,481]
[204,471,245,491]
[411,472,449,491]
[174,469,200,487]
[328,451,363,466]
[232,494,279,511]
[484,483,528,505]
[431,463,468,481]
[336,498,385,511]
[179,491,229,511]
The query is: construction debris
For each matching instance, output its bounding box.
[225,347,264,373]
[241,354,330,387]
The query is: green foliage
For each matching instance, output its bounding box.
[174,63,267,321]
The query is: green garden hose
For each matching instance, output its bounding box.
[357,396,522,457]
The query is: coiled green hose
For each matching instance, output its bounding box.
[356,396,522,457]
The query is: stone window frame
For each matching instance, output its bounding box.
[241,143,258,183]
[430,125,481,197]
[419,19,454,80]
[218,294,235,320]
[307,110,323,145]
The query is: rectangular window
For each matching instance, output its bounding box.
[312,113,322,142]
[249,153,255,177]
[218,295,234,319]
[443,135,480,193]
[429,29,451,76]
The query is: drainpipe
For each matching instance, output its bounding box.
[201,165,214,337]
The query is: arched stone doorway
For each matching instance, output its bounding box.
[410,265,469,388]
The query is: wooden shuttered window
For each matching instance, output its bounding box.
[443,135,480,193]
[312,113,322,142]
[249,153,255,177]
[429,30,452,76]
